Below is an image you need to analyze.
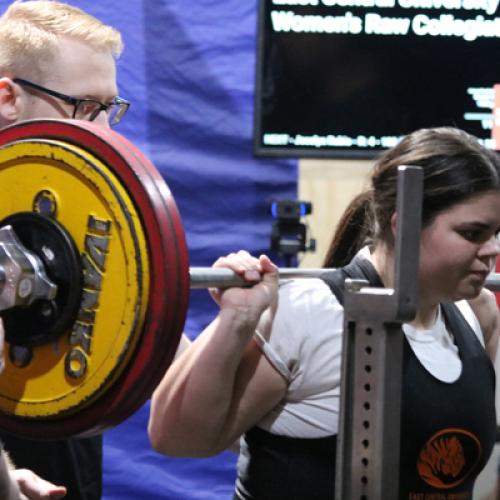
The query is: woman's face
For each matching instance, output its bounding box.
[418,190,500,304]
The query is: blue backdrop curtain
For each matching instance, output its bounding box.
[0,1,298,498]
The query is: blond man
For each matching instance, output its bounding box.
[0,2,130,499]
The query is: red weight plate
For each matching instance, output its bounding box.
[71,122,189,431]
[0,119,189,438]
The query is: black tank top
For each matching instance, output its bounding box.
[399,302,496,499]
[235,257,496,500]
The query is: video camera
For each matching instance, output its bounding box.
[269,200,315,266]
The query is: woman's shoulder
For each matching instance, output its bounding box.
[278,278,343,310]
[465,289,498,333]
[273,278,344,349]
[466,289,500,361]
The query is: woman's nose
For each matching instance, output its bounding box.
[478,234,500,259]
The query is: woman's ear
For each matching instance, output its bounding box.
[390,212,397,239]
[0,78,23,122]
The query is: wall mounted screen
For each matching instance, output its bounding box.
[254,0,500,158]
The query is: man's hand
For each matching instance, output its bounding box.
[1,451,66,500]
[10,468,67,499]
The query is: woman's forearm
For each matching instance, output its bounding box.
[148,307,257,456]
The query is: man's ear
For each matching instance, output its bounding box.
[390,212,397,238]
[0,78,23,122]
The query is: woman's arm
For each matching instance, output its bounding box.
[468,288,500,362]
[148,253,288,457]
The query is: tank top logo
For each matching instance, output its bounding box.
[417,428,481,489]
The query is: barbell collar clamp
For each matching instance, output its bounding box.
[0,225,57,310]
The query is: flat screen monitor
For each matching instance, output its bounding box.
[254,0,500,158]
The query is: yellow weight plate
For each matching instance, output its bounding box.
[0,139,149,418]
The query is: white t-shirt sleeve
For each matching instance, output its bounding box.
[253,329,292,380]
[253,278,344,437]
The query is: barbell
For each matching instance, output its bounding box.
[0,119,498,440]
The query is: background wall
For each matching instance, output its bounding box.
[298,159,372,268]
[0,0,498,498]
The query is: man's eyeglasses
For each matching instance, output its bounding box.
[13,78,130,125]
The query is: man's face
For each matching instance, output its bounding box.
[0,38,119,376]
[18,36,118,128]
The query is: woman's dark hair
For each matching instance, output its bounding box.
[324,127,500,268]
[323,191,372,268]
